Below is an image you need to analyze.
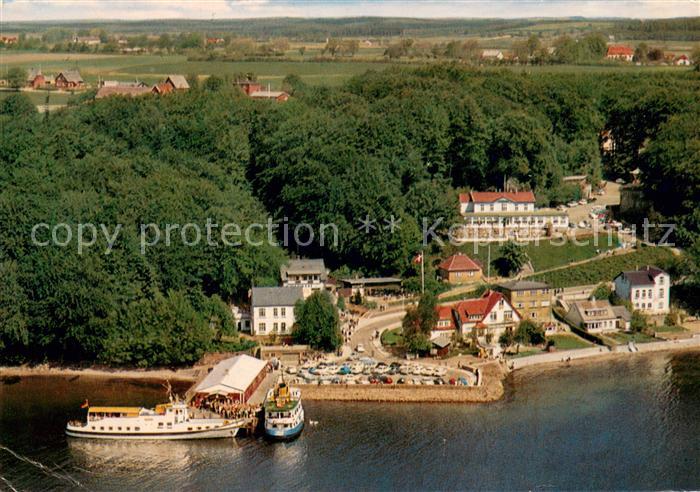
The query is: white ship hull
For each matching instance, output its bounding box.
[66,402,247,441]
[66,423,241,440]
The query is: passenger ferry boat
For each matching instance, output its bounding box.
[263,382,304,440]
[66,401,244,440]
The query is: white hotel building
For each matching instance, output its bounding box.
[459,191,569,238]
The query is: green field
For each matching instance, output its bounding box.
[452,234,620,274]
[0,89,73,105]
[547,333,593,350]
[1,53,395,88]
[527,246,676,288]
[381,327,404,346]
[601,331,657,345]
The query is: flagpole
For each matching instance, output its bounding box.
[420,249,425,294]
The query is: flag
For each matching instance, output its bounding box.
[80,399,89,409]
[413,253,423,264]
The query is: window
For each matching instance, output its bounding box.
[635,290,640,299]
[126,427,130,431]
[515,204,519,211]
[281,322,286,331]
[158,422,164,428]
[273,308,278,317]
[490,204,495,211]
[490,312,497,321]
[273,322,278,332]
[658,302,663,309]
[109,427,113,431]
[659,277,664,285]
[100,427,104,431]
[659,289,664,297]
[281,307,286,316]
[531,312,537,318]
[501,203,507,211]
[504,311,513,320]
[259,307,266,317]
[258,322,266,333]
[480,204,485,211]
[135,427,140,431]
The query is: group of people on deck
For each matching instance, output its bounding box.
[191,396,258,420]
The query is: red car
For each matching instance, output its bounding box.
[449,378,457,385]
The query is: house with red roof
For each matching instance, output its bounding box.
[438,253,483,284]
[606,45,634,62]
[458,190,568,238]
[453,290,521,345]
[674,54,691,66]
[431,305,457,340]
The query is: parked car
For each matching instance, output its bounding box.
[434,378,445,385]
[567,201,578,207]
[397,377,406,385]
[448,378,457,385]
[355,343,365,353]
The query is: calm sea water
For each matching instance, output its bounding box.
[1,351,699,491]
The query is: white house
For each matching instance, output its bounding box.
[613,266,670,314]
[231,305,251,333]
[280,259,328,297]
[453,290,521,345]
[565,299,630,333]
[481,49,504,60]
[250,286,304,336]
[459,191,569,236]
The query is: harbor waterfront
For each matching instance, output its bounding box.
[1,349,698,491]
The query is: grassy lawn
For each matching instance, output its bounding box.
[527,246,676,288]
[451,234,619,275]
[653,325,687,333]
[0,89,73,106]
[381,327,404,346]
[507,348,543,359]
[547,333,593,350]
[601,331,658,345]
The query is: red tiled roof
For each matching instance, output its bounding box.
[454,291,509,324]
[95,86,151,99]
[607,45,634,56]
[434,305,456,331]
[468,191,536,204]
[438,253,482,272]
[459,193,469,204]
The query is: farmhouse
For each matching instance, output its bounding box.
[192,355,268,403]
[613,266,670,314]
[95,86,152,99]
[73,36,101,45]
[250,286,304,337]
[674,54,691,66]
[55,70,84,89]
[235,79,262,96]
[26,68,46,89]
[164,74,190,91]
[481,49,504,60]
[438,253,483,284]
[606,45,634,61]
[250,90,290,102]
[0,34,19,44]
[459,191,568,238]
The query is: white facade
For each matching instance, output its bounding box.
[462,200,535,214]
[614,268,670,314]
[280,259,328,298]
[252,304,296,336]
[251,286,304,336]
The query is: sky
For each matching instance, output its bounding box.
[1,0,699,22]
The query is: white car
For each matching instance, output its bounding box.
[567,201,578,208]
[355,344,365,353]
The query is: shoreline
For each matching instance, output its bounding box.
[2,342,698,403]
[0,364,198,383]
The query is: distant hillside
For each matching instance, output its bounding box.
[4,16,698,41]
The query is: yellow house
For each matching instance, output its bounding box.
[438,253,483,284]
[496,280,552,322]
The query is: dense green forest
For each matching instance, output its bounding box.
[5,17,699,41]
[1,65,698,366]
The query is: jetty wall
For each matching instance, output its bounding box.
[299,363,504,403]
